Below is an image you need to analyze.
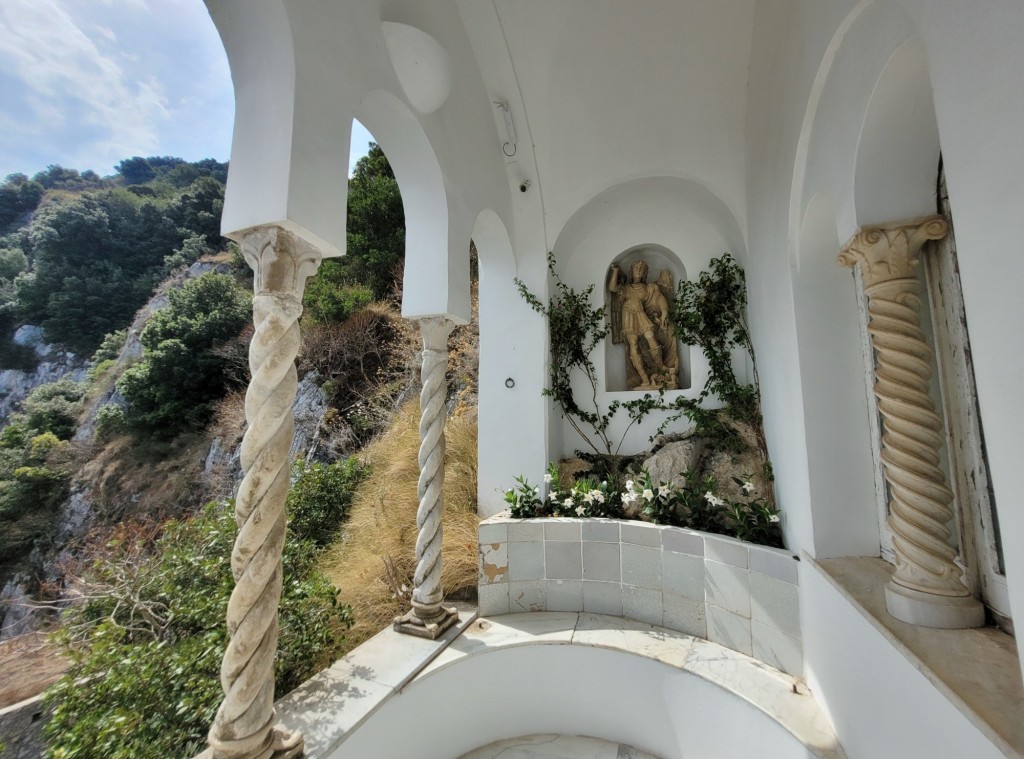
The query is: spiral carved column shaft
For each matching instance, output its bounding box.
[838,216,982,628]
[208,226,321,759]
[394,316,460,639]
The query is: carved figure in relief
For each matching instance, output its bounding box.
[608,259,679,390]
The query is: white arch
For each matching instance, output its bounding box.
[356,89,469,323]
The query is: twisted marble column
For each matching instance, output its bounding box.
[209,226,321,759]
[394,316,460,639]
[838,216,983,628]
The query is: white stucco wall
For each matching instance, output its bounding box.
[745,0,1024,692]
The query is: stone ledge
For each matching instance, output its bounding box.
[478,515,802,675]
[811,556,1022,757]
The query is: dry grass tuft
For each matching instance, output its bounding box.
[320,400,479,653]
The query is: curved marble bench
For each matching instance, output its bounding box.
[328,612,845,759]
[479,515,803,676]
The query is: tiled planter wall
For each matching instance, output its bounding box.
[478,515,803,676]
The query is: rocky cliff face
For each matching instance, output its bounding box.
[0,326,89,428]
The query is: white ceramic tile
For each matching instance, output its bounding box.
[479,541,508,584]
[477,582,509,616]
[662,550,703,600]
[508,540,544,581]
[621,544,662,589]
[545,520,582,541]
[508,580,547,612]
[750,572,801,638]
[582,581,623,616]
[545,541,582,580]
[508,521,544,542]
[583,541,620,582]
[704,560,750,617]
[663,592,706,638]
[705,535,749,568]
[706,604,752,656]
[582,519,620,542]
[620,522,661,546]
[662,528,704,556]
[622,584,663,626]
[749,546,799,585]
[547,579,584,612]
[478,521,508,544]
[752,619,803,677]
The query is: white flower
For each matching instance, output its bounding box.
[704,491,725,507]
[742,481,756,494]
[642,488,654,501]
[625,479,635,492]
[594,490,606,504]
[657,485,669,498]
[543,473,553,484]
[548,491,558,501]
[583,491,595,504]
[769,514,780,523]
[563,496,574,507]
[622,491,638,505]
[575,505,586,516]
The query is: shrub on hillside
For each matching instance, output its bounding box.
[44,500,351,759]
[117,273,250,435]
[287,456,370,547]
[0,430,72,573]
[21,378,86,440]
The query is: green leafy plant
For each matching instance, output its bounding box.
[515,253,665,457]
[504,465,782,548]
[516,251,774,501]
[43,500,352,759]
[287,456,371,547]
[117,272,250,435]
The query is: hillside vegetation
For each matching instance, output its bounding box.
[0,147,481,758]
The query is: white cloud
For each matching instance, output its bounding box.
[0,0,171,172]
[0,0,235,177]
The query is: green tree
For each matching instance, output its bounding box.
[303,142,405,316]
[116,156,155,185]
[117,273,251,435]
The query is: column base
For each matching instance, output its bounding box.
[393,605,460,640]
[884,581,985,629]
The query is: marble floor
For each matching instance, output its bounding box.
[459,734,661,759]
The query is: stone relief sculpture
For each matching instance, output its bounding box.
[608,259,680,390]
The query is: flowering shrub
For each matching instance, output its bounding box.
[504,464,783,549]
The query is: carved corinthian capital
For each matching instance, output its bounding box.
[836,215,948,287]
[838,216,983,629]
[208,225,322,759]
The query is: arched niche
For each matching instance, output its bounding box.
[604,244,690,392]
[550,176,746,457]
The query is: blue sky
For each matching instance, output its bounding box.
[0,0,372,179]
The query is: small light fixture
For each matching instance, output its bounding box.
[494,101,517,157]
[505,377,515,389]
